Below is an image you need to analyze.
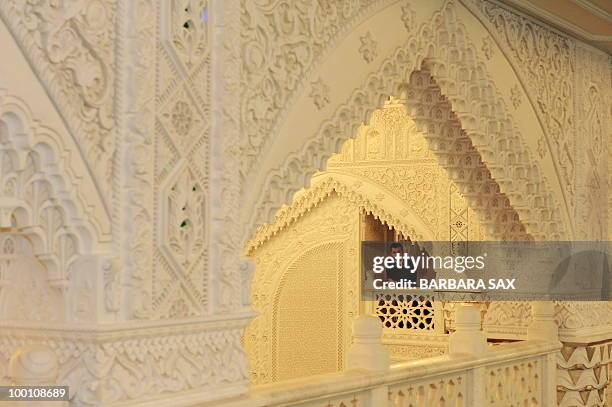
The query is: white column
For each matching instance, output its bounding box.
[449,304,487,355]
[528,301,559,406]
[345,314,390,407]
[528,301,559,342]
[449,304,487,407]
[346,314,390,372]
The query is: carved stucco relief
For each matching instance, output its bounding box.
[118,0,212,320]
[0,0,117,203]
[0,321,249,406]
[240,0,398,175]
[485,359,542,405]
[0,0,607,403]
[247,1,564,244]
[209,0,250,312]
[0,93,116,323]
[463,0,612,354]
[246,101,494,383]
[325,98,488,242]
[557,339,612,407]
[0,234,65,322]
[118,0,157,320]
[465,0,578,219]
[388,374,468,406]
[573,45,610,240]
[155,0,211,319]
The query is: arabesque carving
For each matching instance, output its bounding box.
[154,0,212,319]
[0,321,249,406]
[0,0,117,200]
[119,0,156,320]
[0,95,114,324]
[246,98,509,383]
[485,360,541,405]
[0,0,609,404]
[573,44,610,240]
[249,2,566,244]
[240,0,396,173]
[169,0,209,70]
[0,234,65,322]
[325,97,487,242]
[246,176,423,256]
[468,0,577,211]
[388,374,467,406]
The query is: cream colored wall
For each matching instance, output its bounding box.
[0,0,609,405]
[0,2,250,406]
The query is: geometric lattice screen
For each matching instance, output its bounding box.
[376,293,435,331]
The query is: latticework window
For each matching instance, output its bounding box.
[376,293,435,330]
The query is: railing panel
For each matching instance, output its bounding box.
[206,341,559,407]
[388,373,467,407]
[485,358,542,406]
[292,391,368,407]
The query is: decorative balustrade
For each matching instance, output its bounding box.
[208,306,559,407]
[206,340,558,407]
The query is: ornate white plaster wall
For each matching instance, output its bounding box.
[240,0,576,244]
[239,0,611,403]
[0,0,607,405]
[0,0,251,405]
[0,8,117,326]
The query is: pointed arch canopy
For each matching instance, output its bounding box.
[240,0,570,245]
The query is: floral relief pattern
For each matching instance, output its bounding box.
[0,102,105,323]
[359,31,377,63]
[152,0,212,318]
[388,375,467,406]
[160,87,206,151]
[510,84,522,109]
[248,1,566,244]
[0,0,609,404]
[240,0,395,174]
[481,36,494,60]
[171,100,194,136]
[326,98,488,243]
[170,0,210,69]
[121,0,157,320]
[0,0,117,200]
[470,0,577,208]
[164,167,206,270]
[309,78,330,110]
[573,45,610,241]
[400,4,415,31]
[0,323,249,405]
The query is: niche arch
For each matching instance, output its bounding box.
[241,1,569,245]
[244,98,533,383]
[244,176,434,385]
[0,95,113,323]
